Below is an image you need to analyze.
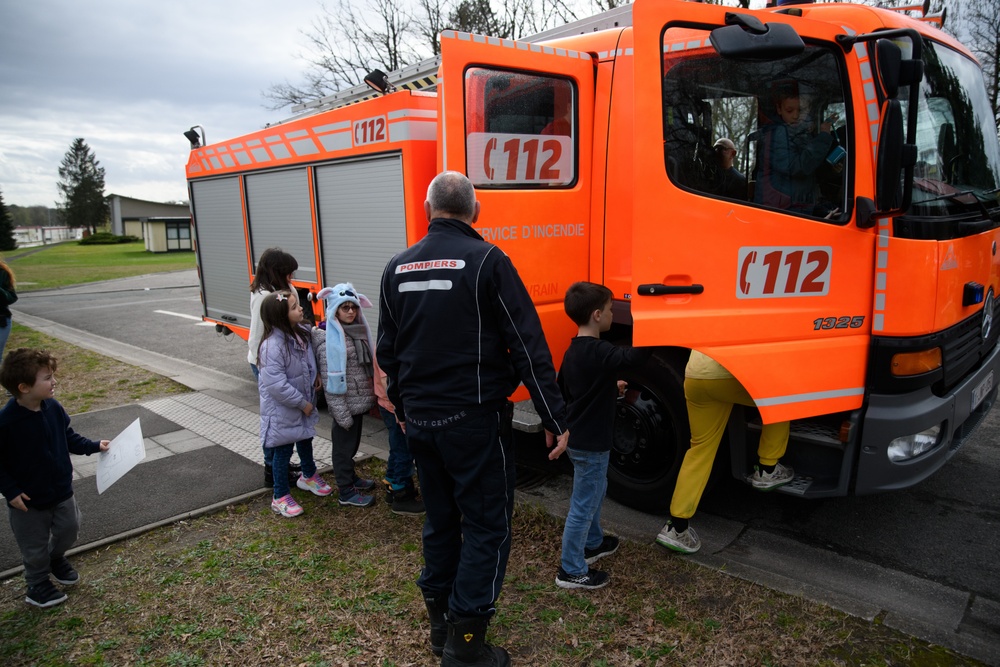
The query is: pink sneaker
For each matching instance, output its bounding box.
[271,494,303,518]
[297,473,333,497]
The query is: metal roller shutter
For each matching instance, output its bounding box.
[191,177,250,326]
[246,169,317,283]
[316,155,407,332]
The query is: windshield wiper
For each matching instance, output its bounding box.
[919,188,993,216]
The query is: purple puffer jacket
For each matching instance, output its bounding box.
[258,327,320,447]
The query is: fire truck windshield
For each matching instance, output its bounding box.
[904,40,1000,229]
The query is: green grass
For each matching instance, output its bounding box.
[2,241,195,290]
[0,468,986,666]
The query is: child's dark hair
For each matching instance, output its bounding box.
[772,80,799,106]
[250,248,298,293]
[564,281,613,326]
[257,290,309,361]
[0,348,57,396]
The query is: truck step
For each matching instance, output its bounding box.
[748,421,843,449]
[513,400,543,433]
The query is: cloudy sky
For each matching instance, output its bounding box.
[0,0,324,207]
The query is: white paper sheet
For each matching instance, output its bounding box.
[96,418,145,494]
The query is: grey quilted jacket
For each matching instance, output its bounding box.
[312,327,376,429]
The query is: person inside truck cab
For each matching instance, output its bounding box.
[709,137,747,200]
[753,83,835,214]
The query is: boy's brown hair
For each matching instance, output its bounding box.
[0,348,58,396]
[564,281,613,326]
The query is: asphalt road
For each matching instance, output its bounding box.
[12,270,1000,648]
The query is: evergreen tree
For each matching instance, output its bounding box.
[57,138,108,236]
[0,188,15,251]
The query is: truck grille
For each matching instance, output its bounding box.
[940,297,1000,390]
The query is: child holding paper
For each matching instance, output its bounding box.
[0,348,110,608]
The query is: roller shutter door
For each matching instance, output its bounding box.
[191,177,250,326]
[316,155,406,332]
[246,169,317,283]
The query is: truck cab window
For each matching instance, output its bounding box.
[661,28,849,222]
[899,40,1000,237]
[465,67,576,188]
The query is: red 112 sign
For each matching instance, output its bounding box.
[466,133,573,186]
[353,116,387,146]
[736,246,832,299]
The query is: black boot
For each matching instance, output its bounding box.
[389,485,425,516]
[288,463,302,485]
[264,464,274,487]
[424,595,449,657]
[442,615,510,666]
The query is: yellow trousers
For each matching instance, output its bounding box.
[669,376,790,520]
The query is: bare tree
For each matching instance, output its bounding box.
[966,0,1000,129]
[264,0,430,109]
[415,0,450,55]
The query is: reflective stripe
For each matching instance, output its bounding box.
[441,30,586,60]
[398,280,453,292]
[755,386,865,407]
[389,120,436,142]
[872,218,891,332]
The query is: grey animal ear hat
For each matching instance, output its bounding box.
[316,283,374,395]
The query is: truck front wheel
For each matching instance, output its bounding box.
[608,350,689,514]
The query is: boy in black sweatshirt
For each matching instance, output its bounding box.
[0,349,109,608]
[556,282,650,590]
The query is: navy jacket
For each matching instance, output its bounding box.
[377,218,567,434]
[0,397,101,509]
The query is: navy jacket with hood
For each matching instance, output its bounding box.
[377,218,567,434]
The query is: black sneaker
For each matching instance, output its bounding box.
[584,535,620,565]
[50,557,79,586]
[555,567,609,590]
[388,487,425,516]
[25,580,67,608]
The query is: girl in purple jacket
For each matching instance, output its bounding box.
[257,290,331,517]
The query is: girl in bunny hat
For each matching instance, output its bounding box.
[313,283,378,507]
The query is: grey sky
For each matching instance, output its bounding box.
[0,0,322,207]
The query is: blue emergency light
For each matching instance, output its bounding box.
[964,282,985,306]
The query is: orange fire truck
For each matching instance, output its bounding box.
[185,0,1000,511]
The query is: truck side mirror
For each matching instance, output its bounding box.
[874,39,902,100]
[875,98,916,215]
[710,15,805,60]
[873,37,924,102]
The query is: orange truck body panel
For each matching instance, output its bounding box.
[187,0,1000,501]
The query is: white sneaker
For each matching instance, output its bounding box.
[752,462,794,490]
[655,524,701,554]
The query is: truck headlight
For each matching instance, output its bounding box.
[887,424,942,462]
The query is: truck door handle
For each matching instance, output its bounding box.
[637,283,704,296]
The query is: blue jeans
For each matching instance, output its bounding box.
[251,364,270,466]
[271,439,317,499]
[380,406,414,486]
[0,318,11,362]
[560,448,609,575]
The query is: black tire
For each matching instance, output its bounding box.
[607,349,690,514]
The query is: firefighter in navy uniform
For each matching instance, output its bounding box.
[378,171,570,666]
